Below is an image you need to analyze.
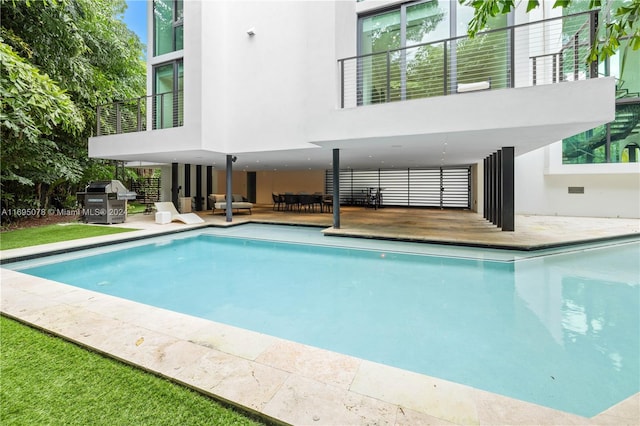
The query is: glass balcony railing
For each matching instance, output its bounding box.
[338,10,598,108]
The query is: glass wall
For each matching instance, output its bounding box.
[562,1,639,163]
[357,0,508,105]
[359,9,401,104]
[154,0,183,57]
[153,60,183,129]
[563,100,640,164]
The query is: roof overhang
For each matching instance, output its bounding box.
[90,78,615,171]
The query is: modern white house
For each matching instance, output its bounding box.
[88,0,639,228]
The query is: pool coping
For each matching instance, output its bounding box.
[2,270,638,425]
[1,223,639,425]
[322,227,640,251]
[3,220,639,265]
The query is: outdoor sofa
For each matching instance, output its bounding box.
[208,193,253,215]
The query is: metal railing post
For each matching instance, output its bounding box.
[137,97,142,132]
[552,54,557,83]
[589,10,598,78]
[532,57,537,86]
[172,90,178,127]
[116,102,122,134]
[386,50,391,103]
[573,34,579,81]
[509,27,515,88]
[160,93,164,129]
[96,105,101,136]
[443,41,448,95]
[339,59,345,108]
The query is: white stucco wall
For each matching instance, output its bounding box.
[197,0,353,154]
[516,144,640,218]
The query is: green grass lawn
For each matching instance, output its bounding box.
[128,202,149,215]
[0,316,264,426]
[0,224,136,250]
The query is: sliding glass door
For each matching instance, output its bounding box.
[359,9,401,105]
[358,1,447,105]
[358,1,509,104]
[153,60,183,129]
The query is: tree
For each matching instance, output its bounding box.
[460,0,640,61]
[0,42,84,207]
[1,0,145,216]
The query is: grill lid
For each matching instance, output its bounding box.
[84,180,136,199]
[86,181,110,192]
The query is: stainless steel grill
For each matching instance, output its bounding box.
[76,180,136,224]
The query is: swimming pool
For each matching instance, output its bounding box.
[6,225,639,417]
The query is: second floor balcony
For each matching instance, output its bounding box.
[338,10,598,108]
[90,9,614,170]
[95,90,184,136]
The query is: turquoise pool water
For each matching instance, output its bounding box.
[9,227,639,417]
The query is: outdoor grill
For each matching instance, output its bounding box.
[77,180,136,224]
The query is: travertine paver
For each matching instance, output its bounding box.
[184,323,279,361]
[174,346,290,412]
[255,340,361,389]
[351,361,480,425]
[473,390,594,426]
[262,374,398,425]
[394,406,458,426]
[592,394,640,426]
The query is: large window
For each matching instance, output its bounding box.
[357,1,508,105]
[154,0,183,56]
[153,60,183,129]
[563,99,640,163]
[561,1,639,163]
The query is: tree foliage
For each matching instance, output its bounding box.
[0,42,84,191]
[0,0,145,217]
[460,0,640,61]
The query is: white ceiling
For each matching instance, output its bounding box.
[121,119,607,171]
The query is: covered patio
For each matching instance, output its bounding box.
[95,205,640,250]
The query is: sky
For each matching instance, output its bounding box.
[123,0,147,47]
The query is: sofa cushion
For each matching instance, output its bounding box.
[209,193,226,203]
[232,194,244,202]
[213,201,253,211]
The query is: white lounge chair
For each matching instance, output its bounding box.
[154,202,205,224]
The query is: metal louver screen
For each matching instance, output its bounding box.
[379,170,408,205]
[442,168,471,208]
[408,169,441,207]
[325,167,470,208]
